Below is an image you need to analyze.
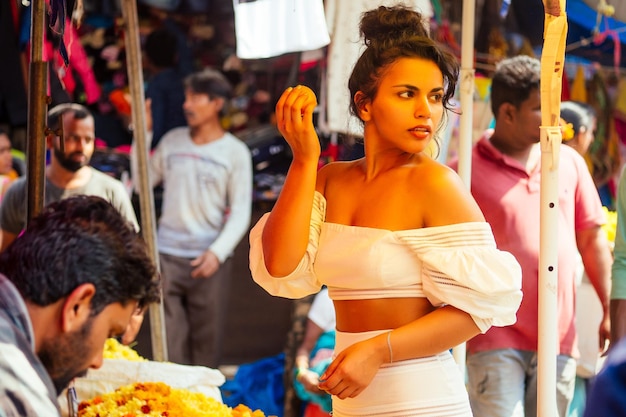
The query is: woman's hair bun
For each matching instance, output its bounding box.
[360,5,429,47]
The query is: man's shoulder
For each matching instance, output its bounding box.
[224,132,245,143]
[558,145,597,185]
[86,168,131,199]
[1,176,27,209]
[0,336,61,416]
[88,167,126,187]
[0,281,46,399]
[3,176,27,195]
[223,132,252,154]
[160,127,191,143]
[559,143,588,167]
[447,135,489,170]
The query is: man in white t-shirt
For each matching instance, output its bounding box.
[137,69,252,368]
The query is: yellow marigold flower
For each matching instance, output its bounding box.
[602,206,617,246]
[103,338,147,362]
[77,382,269,417]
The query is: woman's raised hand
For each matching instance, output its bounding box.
[275,85,320,162]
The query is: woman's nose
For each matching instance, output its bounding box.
[414,96,432,118]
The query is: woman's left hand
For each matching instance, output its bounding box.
[317,337,385,399]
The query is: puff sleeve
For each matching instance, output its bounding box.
[397,222,523,333]
[249,192,326,298]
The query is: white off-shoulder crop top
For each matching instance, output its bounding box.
[249,192,523,333]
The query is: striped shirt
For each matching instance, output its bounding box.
[0,274,61,417]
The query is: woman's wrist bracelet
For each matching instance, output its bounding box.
[387,330,393,363]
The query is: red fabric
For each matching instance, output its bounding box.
[561,68,570,101]
[615,117,626,145]
[303,403,329,417]
[9,0,19,32]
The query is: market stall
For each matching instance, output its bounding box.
[10,0,626,416]
[58,339,270,416]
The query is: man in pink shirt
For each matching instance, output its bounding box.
[449,55,612,417]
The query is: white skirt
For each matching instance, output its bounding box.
[331,329,473,417]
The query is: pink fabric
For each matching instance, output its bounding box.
[449,133,605,357]
[42,18,101,104]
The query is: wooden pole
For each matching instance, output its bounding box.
[120,0,168,362]
[25,0,48,225]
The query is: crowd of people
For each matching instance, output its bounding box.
[1,2,626,417]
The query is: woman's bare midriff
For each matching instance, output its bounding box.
[334,297,436,332]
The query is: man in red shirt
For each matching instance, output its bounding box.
[449,55,612,417]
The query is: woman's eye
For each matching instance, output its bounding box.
[430,93,443,102]
[399,91,414,99]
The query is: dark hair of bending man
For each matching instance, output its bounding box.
[0,195,160,416]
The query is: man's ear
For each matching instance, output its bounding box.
[61,283,96,333]
[213,97,226,113]
[498,102,517,124]
[45,134,55,150]
[354,91,371,122]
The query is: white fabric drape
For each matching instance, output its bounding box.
[323,0,434,136]
[233,0,330,60]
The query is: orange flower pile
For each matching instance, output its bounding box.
[77,381,266,417]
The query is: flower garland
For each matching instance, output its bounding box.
[77,381,267,417]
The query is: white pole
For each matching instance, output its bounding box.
[456,0,476,187]
[538,1,567,415]
[452,0,476,378]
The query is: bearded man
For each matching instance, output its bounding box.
[0,103,138,251]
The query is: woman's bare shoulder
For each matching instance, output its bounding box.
[412,160,485,225]
[316,159,362,193]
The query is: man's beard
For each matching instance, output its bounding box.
[38,316,94,394]
[53,147,90,172]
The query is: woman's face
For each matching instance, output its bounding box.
[357,57,445,155]
[0,134,13,176]
[578,117,597,155]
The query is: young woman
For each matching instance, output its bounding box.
[250,5,523,416]
[560,100,597,157]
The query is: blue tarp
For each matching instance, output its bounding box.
[565,0,626,67]
[511,0,626,68]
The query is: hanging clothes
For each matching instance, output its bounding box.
[323,0,433,136]
[0,0,28,126]
[562,66,571,102]
[586,70,621,191]
[20,2,102,105]
[232,0,330,60]
[570,65,588,103]
[614,77,626,127]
